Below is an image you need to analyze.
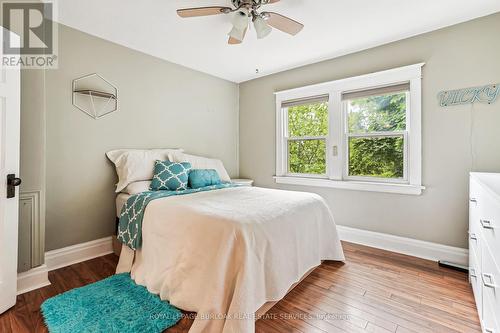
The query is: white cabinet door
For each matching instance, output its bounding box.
[0,27,21,314]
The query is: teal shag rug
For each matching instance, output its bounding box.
[41,273,182,333]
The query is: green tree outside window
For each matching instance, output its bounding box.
[286,92,407,179]
[348,92,406,178]
[287,102,328,174]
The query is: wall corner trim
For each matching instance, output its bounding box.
[337,225,468,266]
[17,236,114,295]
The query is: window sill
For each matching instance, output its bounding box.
[274,176,424,195]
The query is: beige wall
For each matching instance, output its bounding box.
[20,70,45,193]
[43,24,239,251]
[239,13,500,249]
[19,69,46,271]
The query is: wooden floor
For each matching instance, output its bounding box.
[0,242,480,333]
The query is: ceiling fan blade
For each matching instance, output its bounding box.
[177,6,231,18]
[228,28,247,45]
[264,12,304,35]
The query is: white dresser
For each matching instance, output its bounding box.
[469,173,500,333]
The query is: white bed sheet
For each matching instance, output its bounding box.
[116,186,344,333]
[116,193,130,217]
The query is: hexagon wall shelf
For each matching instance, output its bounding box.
[72,73,118,119]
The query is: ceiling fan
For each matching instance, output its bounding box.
[177,0,304,44]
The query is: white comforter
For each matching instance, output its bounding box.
[117,186,344,332]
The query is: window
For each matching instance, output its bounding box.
[284,95,329,176]
[275,64,424,195]
[344,84,408,182]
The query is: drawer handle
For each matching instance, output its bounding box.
[480,219,495,229]
[470,268,477,278]
[469,233,478,241]
[482,273,497,289]
[485,329,495,333]
[470,198,477,203]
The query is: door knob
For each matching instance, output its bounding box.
[7,174,21,198]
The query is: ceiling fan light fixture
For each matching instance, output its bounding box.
[232,8,249,31]
[176,1,304,44]
[253,16,272,39]
[228,26,246,41]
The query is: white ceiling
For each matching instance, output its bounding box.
[57,0,500,83]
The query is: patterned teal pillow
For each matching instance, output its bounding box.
[150,160,191,191]
[188,169,221,189]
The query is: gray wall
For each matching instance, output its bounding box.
[239,13,500,249]
[44,24,239,251]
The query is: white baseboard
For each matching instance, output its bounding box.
[17,264,50,295]
[17,236,114,295]
[17,228,468,294]
[45,236,114,271]
[337,225,469,267]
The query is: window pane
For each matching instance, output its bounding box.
[348,136,404,178]
[288,139,326,174]
[348,92,406,133]
[287,102,328,137]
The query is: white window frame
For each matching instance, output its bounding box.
[274,63,425,195]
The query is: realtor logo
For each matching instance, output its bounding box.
[1,1,58,68]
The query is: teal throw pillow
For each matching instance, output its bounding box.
[150,160,191,191]
[188,169,222,189]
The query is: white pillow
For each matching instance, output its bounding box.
[107,148,182,192]
[168,151,231,182]
[123,181,152,195]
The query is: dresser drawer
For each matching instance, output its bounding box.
[478,191,500,259]
[470,177,482,202]
[470,220,482,266]
[470,177,482,252]
[481,245,500,325]
[470,245,483,319]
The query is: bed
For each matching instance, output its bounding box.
[114,185,344,333]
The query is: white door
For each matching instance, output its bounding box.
[0,27,21,314]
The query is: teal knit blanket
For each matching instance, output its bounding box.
[117,183,237,250]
